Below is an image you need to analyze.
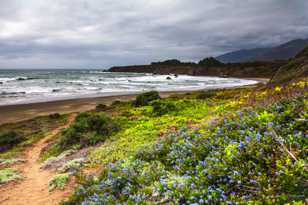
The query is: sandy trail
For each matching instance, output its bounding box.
[0,114,76,205]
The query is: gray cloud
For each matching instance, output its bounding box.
[0,0,307,69]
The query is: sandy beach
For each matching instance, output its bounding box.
[0,92,185,125]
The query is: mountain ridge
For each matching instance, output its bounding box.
[217,38,308,63]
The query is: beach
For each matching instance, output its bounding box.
[0,92,186,125]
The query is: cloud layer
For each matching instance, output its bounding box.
[0,0,307,69]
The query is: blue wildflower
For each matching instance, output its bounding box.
[200,160,206,167]
[246,136,252,143]
[256,132,262,141]
[238,141,245,149]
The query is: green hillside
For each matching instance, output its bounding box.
[270,46,308,84]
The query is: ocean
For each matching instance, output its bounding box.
[0,69,257,106]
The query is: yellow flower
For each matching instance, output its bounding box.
[274,86,282,92]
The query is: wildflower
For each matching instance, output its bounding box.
[200,160,206,167]
[274,86,282,92]
[256,132,262,141]
[245,136,252,143]
[238,141,245,149]
[267,122,274,127]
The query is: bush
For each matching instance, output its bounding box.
[134,91,161,107]
[150,100,178,116]
[0,132,25,152]
[49,173,70,190]
[49,113,61,119]
[59,112,119,149]
[96,104,108,111]
[198,57,224,67]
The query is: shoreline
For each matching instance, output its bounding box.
[0,91,187,125]
[0,78,267,125]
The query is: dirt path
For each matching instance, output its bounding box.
[0,114,76,205]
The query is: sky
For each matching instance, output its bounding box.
[0,0,307,69]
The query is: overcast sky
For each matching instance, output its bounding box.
[0,0,307,69]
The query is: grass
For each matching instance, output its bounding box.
[0,168,22,184]
[0,114,67,159]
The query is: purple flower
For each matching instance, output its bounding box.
[200,160,207,167]
[267,122,274,127]
[238,141,245,149]
[256,132,262,141]
[246,136,252,143]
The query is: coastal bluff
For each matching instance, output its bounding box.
[108,59,285,78]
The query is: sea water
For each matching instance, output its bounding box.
[0,69,257,105]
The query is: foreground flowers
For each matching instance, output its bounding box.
[63,96,307,205]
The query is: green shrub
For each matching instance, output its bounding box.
[49,173,70,190]
[134,91,161,107]
[198,57,224,67]
[59,112,119,150]
[150,100,178,116]
[59,158,85,173]
[0,132,25,152]
[95,104,108,111]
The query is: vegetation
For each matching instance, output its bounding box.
[0,168,22,184]
[59,112,119,149]
[133,91,161,107]
[0,115,67,159]
[199,57,224,67]
[49,173,70,191]
[0,132,24,152]
[41,112,120,161]
[151,59,183,65]
[271,46,308,84]
[60,78,307,205]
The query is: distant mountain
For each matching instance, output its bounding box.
[216,38,308,63]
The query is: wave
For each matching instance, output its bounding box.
[0,91,26,97]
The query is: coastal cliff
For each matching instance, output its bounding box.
[109,60,285,78]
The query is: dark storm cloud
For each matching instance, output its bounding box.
[0,0,307,68]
